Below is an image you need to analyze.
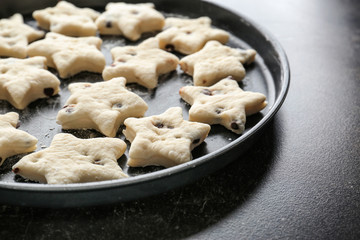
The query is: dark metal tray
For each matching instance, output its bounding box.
[0,0,289,207]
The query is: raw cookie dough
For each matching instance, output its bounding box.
[156,16,229,55]
[33,1,100,36]
[164,16,211,29]
[56,77,148,137]
[103,38,179,89]
[12,133,128,184]
[123,107,211,168]
[0,57,60,109]
[0,112,38,166]
[96,2,164,41]
[179,78,267,134]
[179,40,257,86]
[27,32,106,78]
[0,14,44,58]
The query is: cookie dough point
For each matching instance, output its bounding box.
[179,78,267,134]
[12,133,128,184]
[0,112,38,166]
[179,40,257,86]
[0,14,44,58]
[123,107,211,168]
[56,77,148,137]
[0,57,60,109]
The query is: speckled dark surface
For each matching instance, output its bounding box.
[1,0,360,239]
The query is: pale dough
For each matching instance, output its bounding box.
[0,14,44,58]
[33,1,100,36]
[96,2,164,41]
[56,77,148,137]
[103,38,179,89]
[0,57,60,109]
[27,32,106,78]
[156,17,229,55]
[0,112,38,166]
[179,78,267,134]
[179,40,257,86]
[12,133,128,184]
[123,107,211,168]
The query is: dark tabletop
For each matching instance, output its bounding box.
[1,0,360,239]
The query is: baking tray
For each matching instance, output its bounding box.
[0,0,290,207]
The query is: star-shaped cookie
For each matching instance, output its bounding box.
[123,107,211,168]
[33,1,100,36]
[156,17,229,55]
[0,57,60,109]
[12,133,128,184]
[27,32,106,78]
[56,77,148,137]
[0,13,44,58]
[179,78,267,134]
[179,40,257,86]
[0,112,38,166]
[103,38,179,89]
[96,2,165,41]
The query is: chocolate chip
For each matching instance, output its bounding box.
[215,108,223,114]
[201,89,212,96]
[231,121,239,130]
[113,103,122,108]
[16,122,20,128]
[12,167,19,174]
[66,108,74,113]
[43,88,54,97]
[192,139,200,144]
[93,159,103,165]
[105,21,112,28]
[131,10,139,15]
[63,105,75,113]
[154,122,164,128]
[165,44,175,52]
[186,31,192,35]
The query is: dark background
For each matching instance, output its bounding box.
[1,0,360,239]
